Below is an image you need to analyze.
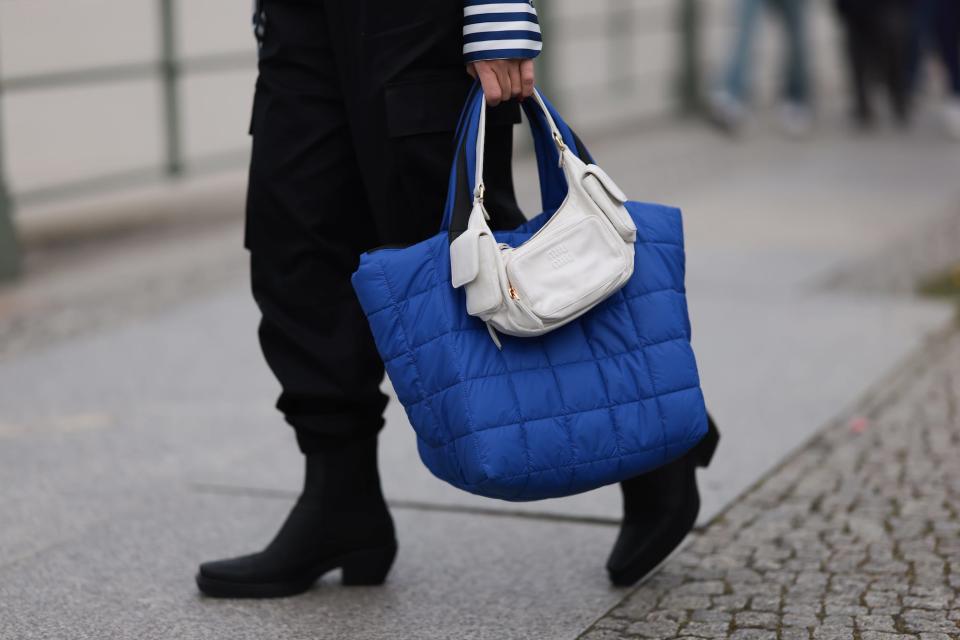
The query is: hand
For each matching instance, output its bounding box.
[466,59,535,107]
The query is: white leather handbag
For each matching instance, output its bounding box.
[449,90,637,348]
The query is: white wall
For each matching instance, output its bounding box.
[0,0,254,196]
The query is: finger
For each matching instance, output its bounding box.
[466,63,477,79]
[508,63,522,99]
[476,65,502,106]
[493,63,511,106]
[520,59,535,99]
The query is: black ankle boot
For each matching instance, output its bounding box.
[606,416,719,587]
[196,436,397,598]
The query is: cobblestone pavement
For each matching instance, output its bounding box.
[580,329,960,640]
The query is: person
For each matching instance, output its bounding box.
[910,0,960,138]
[195,0,720,598]
[709,0,813,136]
[834,0,913,129]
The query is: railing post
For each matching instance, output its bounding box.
[0,47,22,282]
[159,0,183,177]
[675,0,703,115]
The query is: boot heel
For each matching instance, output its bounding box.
[693,415,720,468]
[340,544,397,586]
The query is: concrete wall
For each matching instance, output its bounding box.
[0,0,847,207]
[0,0,255,197]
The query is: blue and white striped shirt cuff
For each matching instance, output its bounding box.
[463,0,543,63]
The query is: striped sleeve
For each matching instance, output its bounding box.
[463,0,543,63]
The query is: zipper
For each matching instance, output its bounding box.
[498,244,520,301]
[499,243,522,301]
[511,287,538,322]
[500,250,542,326]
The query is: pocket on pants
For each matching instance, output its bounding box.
[384,74,473,137]
[363,0,457,39]
[384,74,521,138]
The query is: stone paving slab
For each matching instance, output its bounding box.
[0,286,632,640]
[0,491,624,640]
[579,329,960,640]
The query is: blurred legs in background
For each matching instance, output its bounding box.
[721,0,765,110]
[773,0,813,136]
[911,0,960,138]
[710,0,812,136]
[938,0,960,138]
[835,0,913,129]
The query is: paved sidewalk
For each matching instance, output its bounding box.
[1,122,959,639]
[580,328,960,640]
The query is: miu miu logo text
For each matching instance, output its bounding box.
[546,244,574,269]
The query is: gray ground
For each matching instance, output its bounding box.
[1,120,959,639]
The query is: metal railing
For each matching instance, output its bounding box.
[0,0,254,280]
[0,0,703,282]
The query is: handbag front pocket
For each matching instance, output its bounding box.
[450,228,505,318]
[506,216,628,321]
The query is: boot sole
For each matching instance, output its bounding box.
[196,544,397,599]
[613,534,695,590]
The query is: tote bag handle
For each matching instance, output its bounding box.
[441,83,593,239]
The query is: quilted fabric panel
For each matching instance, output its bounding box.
[352,200,708,501]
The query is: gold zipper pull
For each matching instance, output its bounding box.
[508,285,520,301]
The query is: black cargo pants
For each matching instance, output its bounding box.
[245,0,524,453]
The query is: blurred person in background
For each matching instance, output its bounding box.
[910,0,960,139]
[193,0,721,599]
[834,0,913,129]
[709,0,813,136]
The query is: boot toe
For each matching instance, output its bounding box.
[606,505,699,587]
[197,553,268,584]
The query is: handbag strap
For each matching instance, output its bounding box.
[441,84,592,240]
[440,82,483,237]
[473,89,564,209]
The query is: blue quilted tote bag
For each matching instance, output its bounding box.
[352,85,708,501]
